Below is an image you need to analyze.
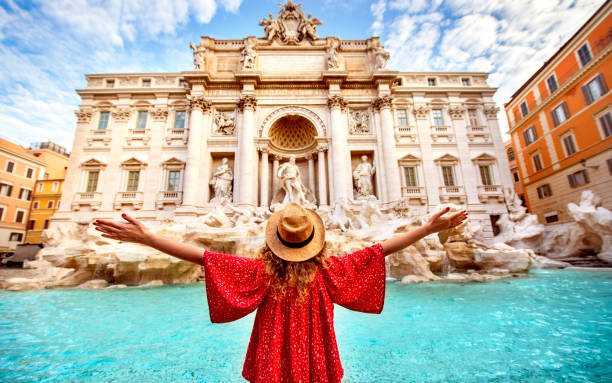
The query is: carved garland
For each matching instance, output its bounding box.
[112,108,131,122]
[75,109,93,123]
[238,95,257,111]
[372,95,393,110]
[327,95,347,111]
[483,105,500,119]
[151,108,169,122]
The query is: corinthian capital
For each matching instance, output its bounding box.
[188,95,212,113]
[316,143,329,152]
[372,95,393,110]
[112,108,131,122]
[238,95,257,111]
[151,107,169,121]
[74,108,93,123]
[327,95,347,111]
[483,105,500,119]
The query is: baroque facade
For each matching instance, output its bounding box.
[55,2,512,237]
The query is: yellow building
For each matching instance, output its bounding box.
[25,142,69,245]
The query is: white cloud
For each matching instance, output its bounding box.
[370,0,386,36]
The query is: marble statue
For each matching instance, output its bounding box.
[353,155,375,198]
[374,43,390,70]
[327,39,340,70]
[259,13,281,41]
[301,13,323,41]
[240,41,257,70]
[349,110,370,134]
[209,158,233,205]
[277,155,309,206]
[214,112,235,135]
[189,42,206,70]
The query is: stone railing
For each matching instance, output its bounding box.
[431,125,450,133]
[114,191,143,210]
[72,192,102,211]
[156,191,183,209]
[439,185,466,203]
[165,128,189,145]
[467,125,487,133]
[125,129,151,147]
[477,185,504,203]
[401,186,427,205]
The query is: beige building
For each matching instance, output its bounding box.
[54,2,512,237]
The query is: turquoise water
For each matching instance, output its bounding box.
[1,270,611,382]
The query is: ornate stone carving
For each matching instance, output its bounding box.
[189,42,206,70]
[238,95,257,111]
[112,108,131,122]
[240,40,257,70]
[372,95,393,110]
[214,111,236,135]
[273,155,316,208]
[327,39,340,70]
[260,106,325,137]
[413,105,431,120]
[327,95,347,110]
[209,158,233,205]
[151,108,169,122]
[353,155,376,198]
[260,1,322,44]
[75,109,93,123]
[484,105,500,119]
[349,110,370,134]
[316,143,329,152]
[374,42,390,71]
[188,95,212,113]
[448,106,465,120]
[257,144,269,153]
[269,115,316,149]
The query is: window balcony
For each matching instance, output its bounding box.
[467,125,488,133]
[156,190,183,209]
[72,192,102,211]
[401,186,427,204]
[438,185,466,203]
[467,125,491,144]
[114,191,143,210]
[395,126,418,143]
[477,185,504,203]
[125,128,151,147]
[164,128,189,146]
[86,129,112,148]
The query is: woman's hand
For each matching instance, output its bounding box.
[424,207,468,234]
[93,213,153,245]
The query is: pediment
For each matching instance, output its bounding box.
[80,158,107,168]
[121,157,147,167]
[472,153,497,162]
[398,153,421,162]
[161,157,185,167]
[434,153,459,162]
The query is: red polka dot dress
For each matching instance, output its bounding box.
[202,243,386,383]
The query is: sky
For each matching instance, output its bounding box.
[0,0,605,151]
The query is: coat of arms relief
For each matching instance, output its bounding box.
[259,1,323,44]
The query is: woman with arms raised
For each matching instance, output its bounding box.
[94,203,466,383]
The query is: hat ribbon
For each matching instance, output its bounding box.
[276,227,315,249]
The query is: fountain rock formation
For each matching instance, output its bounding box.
[0,199,568,290]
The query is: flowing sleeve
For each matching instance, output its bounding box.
[321,243,386,313]
[202,251,270,323]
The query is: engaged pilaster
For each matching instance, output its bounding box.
[327,95,349,202]
[373,95,402,202]
[182,95,211,209]
[237,95,258,206]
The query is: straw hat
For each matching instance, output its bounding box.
[265,202,326,262]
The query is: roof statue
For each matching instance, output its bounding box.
[259,1,323,44]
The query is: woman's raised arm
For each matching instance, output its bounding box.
[93,214,204,265]
[381,207,467,255]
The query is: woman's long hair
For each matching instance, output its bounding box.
[257,244,328,303]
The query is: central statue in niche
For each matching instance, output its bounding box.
[272,155,316,210]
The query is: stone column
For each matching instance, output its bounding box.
[182,96,210,209]
[317,144,328,205]
[327,95,348,202]
[259,145,269,207]
[373,96,402,202]
[307,154,315,194]
[272,155,280,199]
[237,95,257,206]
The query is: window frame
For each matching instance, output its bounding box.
[136,111,148,130]
[531,152,543,172]
[47,200,54,209]
[142,79,152,87]
[441,165,456,187]
[550,101,570,127]
[461,78,470,86]
[576,42,593,67]
[85,170,100,193]
[174,110,186,130]
[106,79,115,88]
[14,208,26,224]
[567,169,589,188]
[126,170,140,192]
[513,171,520,183]
[595,109,612,139]
[520,101,529,117]
[427,77,437,86]
[544,211,559,223]
[0,204,5,221]
[167,170,182,192]
[98,111,110,130]
[32,201,39,209]
[5,160,15,173]
[52,182,59,192]
[25,167,34,179]
[479,165,494,186]
[523,125,537,146]
[37,183,43,192]
[536,184,552,199]
[403,166,418,187]
[560,131,578,157]
[546,73,558,94]
[431,109,444,126]
[0,182,13,197]
[581,73,608,105]
[18,187,32,201]
[507,147,516,161]
[9,232,23,242]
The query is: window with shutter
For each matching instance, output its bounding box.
[568,169,589,187]
[442,166,455,186]
[546,75,558,93]
[582,74,608,105]
[86,171,99,192]
[599,113,612,138]
[403,167,418,187]
[126,171,140,192]
[479,165,493,185]
[551,102,569,126]
[562,134,577,156]
[577,43,592,66]
[532,153,543,172]
[520,101,529,117]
